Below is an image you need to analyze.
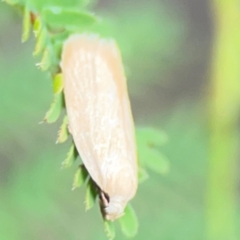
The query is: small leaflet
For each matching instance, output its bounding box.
[33,16,42,38]
[85,178,97,210]
[56,115,69,144]
[62,144,76,169]
[136,127,169,175]
[43,92,63,123]
[53,73,63,94]
[4,0,19,5]
[138,167,149,184]
[136,127,168,147]
[72,165,88,190]
[42,7,97,31]
[37,48,51,71]
[33,28,46,56]
[119,204,138,238]
[104,220,115,240]
[138,147,169,175]
[21,5,31,42]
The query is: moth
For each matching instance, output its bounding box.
[60,34,138,221]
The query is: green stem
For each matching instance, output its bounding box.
[207,1,240,239]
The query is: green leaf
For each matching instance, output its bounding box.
[53,73,63,94]
[3,0,19,5]
[51,32,69,62]
[56,115,69,144]
[85,178,97,210]
[33,28,46,56]
[62,144,77,169]
[53,39,64,60]
[136,127,169,174]
[21,5,31,42]
[119,204,138,238]
[42,7,97,31]
[136,127,168,147]
[37,48,51,71]
[79,0,96,7]
[33,16,42,38]
[138,147,169,175]
[138,167,149,183]
[72,165,88,190]
[43,93,63,123]
[104,220,115,240]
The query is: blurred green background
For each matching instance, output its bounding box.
[0,0,239,239]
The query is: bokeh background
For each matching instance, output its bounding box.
[0,0,240,239]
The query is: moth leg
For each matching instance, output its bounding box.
[99,190,110,219]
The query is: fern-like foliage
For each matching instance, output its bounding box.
[4,0,169,238]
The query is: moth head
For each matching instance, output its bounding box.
[99,191,126,221]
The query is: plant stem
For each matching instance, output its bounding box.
[207,1,240,239]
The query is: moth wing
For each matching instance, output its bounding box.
[61,35,137,198]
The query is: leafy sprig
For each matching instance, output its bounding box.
[4,0,169,238]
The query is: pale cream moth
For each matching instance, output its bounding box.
[61,34,138,221]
